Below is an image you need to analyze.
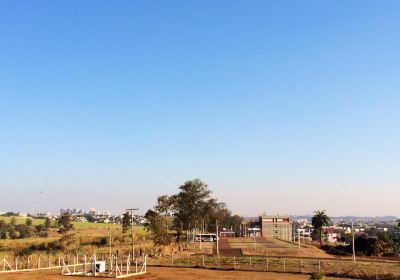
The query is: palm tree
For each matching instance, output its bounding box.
[311,210,331,247]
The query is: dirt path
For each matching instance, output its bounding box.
[217,238,242,256]
[219,248,242,256]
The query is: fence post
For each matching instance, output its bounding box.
[83,255,87,274]
[266,258,269,271]
[15,256,18,271]
[202,255,204,268]
[335,260,338,275]
[73,256,76,273]
[283,259,286,273]
[233,256,235,270]
[249,257,252,270]
[318,260,321,274]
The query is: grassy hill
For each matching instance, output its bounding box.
[0,216,121,229]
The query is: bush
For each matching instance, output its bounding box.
[321,245,351,256]
[16,240,65,256]
[26,218,33,226]
[14,224,34,238]
[309,273,325,280]
[38,231,49,237]
[36,224,46,232]
[98,237,108,246]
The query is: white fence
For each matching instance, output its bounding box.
[61,253,147,278]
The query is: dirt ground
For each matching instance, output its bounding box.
[0,267,356,280]
[218,237,331,258]
[221,237,297,249]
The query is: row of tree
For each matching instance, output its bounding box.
[0,214,74,239]
[323,232,400,257]
[143,179,243,245]
[0,218,52,239]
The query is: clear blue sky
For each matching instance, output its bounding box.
[1,1,399,216]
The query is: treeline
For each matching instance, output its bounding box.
[0,217,53,239]
[323,232,400,257]
[141,179,243,245]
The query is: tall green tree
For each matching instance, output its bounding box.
[154,194,176,232]
[201,199,231,232]
[149,179,241,242]
[155,195,176,216]
[122,212,131,232]
[44,217,52,228]
[225,215,244,232]
[311,210,331,246]
[57,214,74,234]
[145,210,172,245]
[173,179,211,231]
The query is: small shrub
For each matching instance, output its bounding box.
[38,231,48,237]
[98,237,108,246]
[309,273,325,280]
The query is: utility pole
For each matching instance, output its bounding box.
[199,225,202,250]
[292,222,295,242]
[126,208,138,257]
[298,229,301,248]
[352,221,356,262]
[216,220,219,257]
[109,227,112,258]
[253,228,256,249]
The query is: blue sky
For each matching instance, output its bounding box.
[0,1,399,216]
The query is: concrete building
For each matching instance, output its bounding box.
[259,215,292,241]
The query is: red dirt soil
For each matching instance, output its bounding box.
[0,267,354,280]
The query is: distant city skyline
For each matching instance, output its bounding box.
[1,1,399,217]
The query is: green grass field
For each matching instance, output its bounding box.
[0,216,123,229]
[0,216,45,226]
[0,216,149,256]
[70,221,120,229]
